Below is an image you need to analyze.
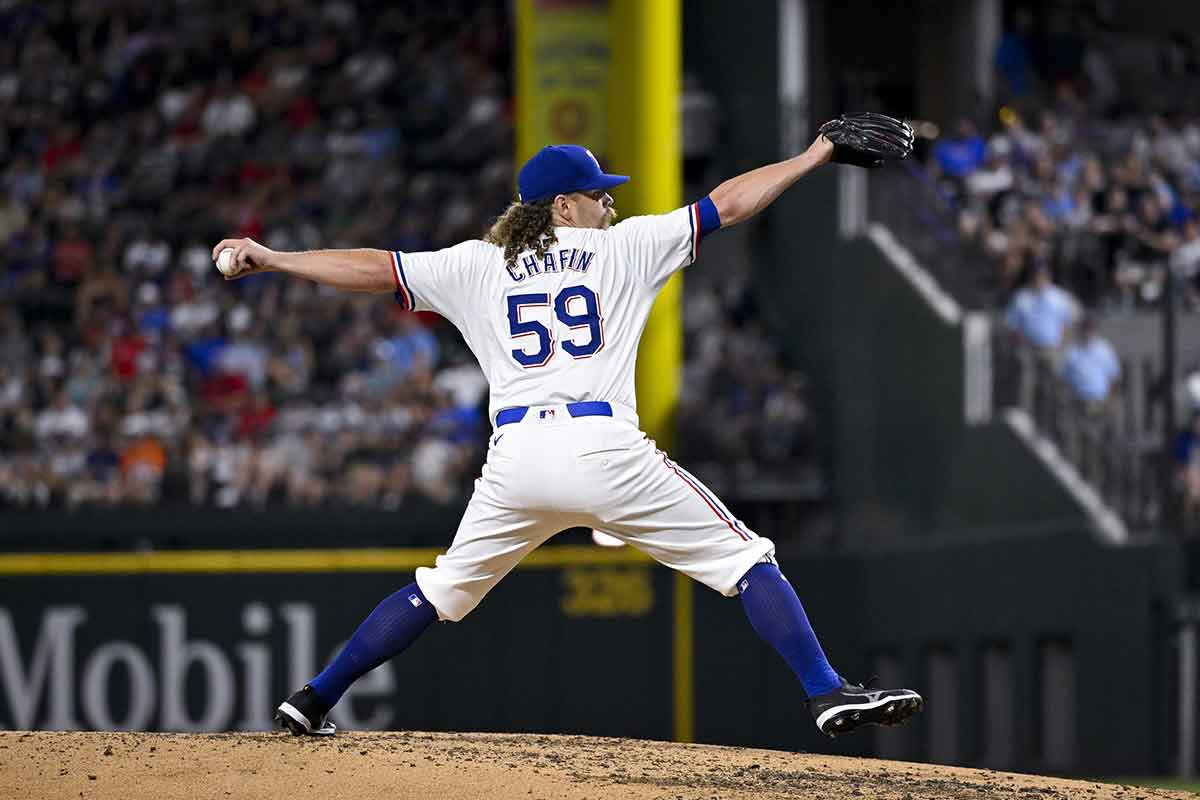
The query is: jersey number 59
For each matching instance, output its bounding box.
[507,285,604,368]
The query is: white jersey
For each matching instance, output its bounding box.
[389,202,710,424]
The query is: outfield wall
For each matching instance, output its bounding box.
[0,534,1177,775]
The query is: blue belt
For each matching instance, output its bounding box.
[496,401,612,427]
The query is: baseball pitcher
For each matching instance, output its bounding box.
[212,114,921,739]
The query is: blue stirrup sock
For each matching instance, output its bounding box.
[309,581,437,707]
[738,562,842,697]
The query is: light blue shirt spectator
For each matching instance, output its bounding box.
[1062,335,1121,402]
[1005,278,1079,348]
[933,134,986,179]
[375,323,439,378]
[1041,186,1076,222]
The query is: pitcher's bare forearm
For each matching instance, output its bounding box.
[709,136,833,228]
[211,236,396,293]
[271,248,395,293]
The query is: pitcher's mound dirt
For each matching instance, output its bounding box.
[2,730,1188,799]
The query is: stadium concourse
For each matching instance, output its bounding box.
[4,731,1191,800]
[914,6,1200,308]
[880,12,1200,532]
[0,1,818,516]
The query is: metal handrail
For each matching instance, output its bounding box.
[991,331,1160,530]
[866,163,999,310]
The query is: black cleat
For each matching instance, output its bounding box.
[274,684,336,736]
[808,678,923,738]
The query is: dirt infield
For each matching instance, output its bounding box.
[3,730,1188,800]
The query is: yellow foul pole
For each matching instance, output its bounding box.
[514,0,538,166]
[609,1,690,744]
[609,0,682,450]
[514,0,682,448]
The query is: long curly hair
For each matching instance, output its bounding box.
[484,199,558,269]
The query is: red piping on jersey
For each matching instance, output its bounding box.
[390,251,413,310]
[688,202,701,263]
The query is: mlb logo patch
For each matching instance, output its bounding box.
[539,409,556,420]
[408,594,422,608]
[739,579,750,593]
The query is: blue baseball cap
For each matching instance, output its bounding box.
[517,145,629,203]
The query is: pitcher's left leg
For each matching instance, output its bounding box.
[737,560,841,697]
[597,444,923,737]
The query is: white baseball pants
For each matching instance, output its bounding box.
[415,404,775,622]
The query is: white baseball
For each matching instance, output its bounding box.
[216,247,238,276]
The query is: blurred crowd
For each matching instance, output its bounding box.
[932,6,1200,310]
[678,276,817,491]
[0,0,512,511]
[0,1,819,511]
[956,5,1200,529]
[936,106,1200,309]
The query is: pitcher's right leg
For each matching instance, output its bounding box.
[276,485,556,735]
[414,491,560,622]
[276,580,436,736]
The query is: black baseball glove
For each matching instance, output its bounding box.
[818,112,914,169]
